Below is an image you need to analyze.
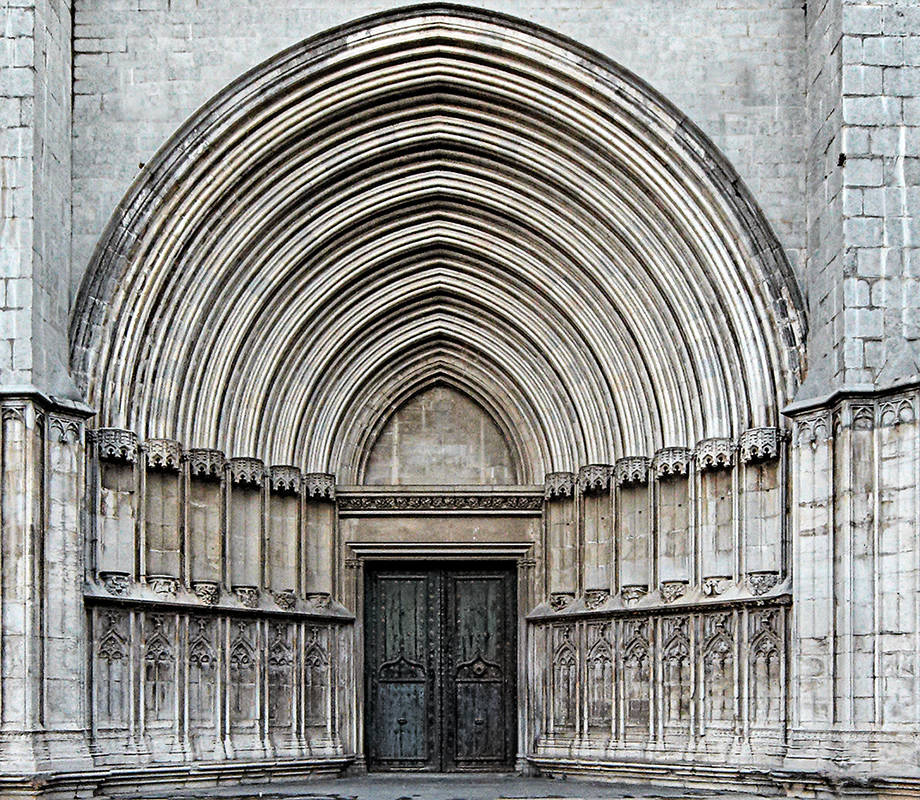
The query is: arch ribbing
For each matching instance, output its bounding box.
[69,4,806,474]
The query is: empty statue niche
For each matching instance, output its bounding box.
[362,384,519,485]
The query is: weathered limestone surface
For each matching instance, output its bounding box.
[0,2,919,798]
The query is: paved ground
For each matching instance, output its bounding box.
[156,773,766,800]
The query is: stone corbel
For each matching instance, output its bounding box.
[144,438,182,471]
[270,465,302,494]
[614,456,649,486]
[739,427,781,463]
[304,472,336,501]
[577,464,613,494]
[94,428,138,463]
[186,448,226,479]
[652,447,691,478]
[544,472,575,500]
[229,456,265,487]
[694,437,734,471]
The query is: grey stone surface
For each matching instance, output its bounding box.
[2,2,920,797]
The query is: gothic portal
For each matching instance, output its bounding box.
[3,3,920,798]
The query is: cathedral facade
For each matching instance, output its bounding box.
[2,1,920,796]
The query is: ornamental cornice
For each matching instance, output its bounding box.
[186,448,225,479]
[652,447,691,478]
[337,493,543,513]
[229,457,265,487]
[614,457,649,486]
[577,464,613,494]
[95,428,138,463]
[144,439,182,471]
[739,427,781,463]
[304,473,336,501]
[270,465,302,494]
[694,438,734,471]
[544,472,575,500]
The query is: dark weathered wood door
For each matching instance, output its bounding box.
[365,563,516,772]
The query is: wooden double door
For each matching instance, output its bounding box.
[364,562,517,771]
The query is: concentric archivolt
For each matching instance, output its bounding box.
[69,4,807,478]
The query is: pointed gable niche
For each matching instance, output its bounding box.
[362,385,518,485]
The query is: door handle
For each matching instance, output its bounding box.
[397,717,408,726]
[474,717,484,726]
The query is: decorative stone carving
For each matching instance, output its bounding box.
[233,585,260,608]
[584,588,610,609]
[273,589,296,610]
[740,427,781,463]
[337,493,542,512]
[100,571,131,596]
[49,413,82,444]
[702,576,732,596]
[793,413,830,447]
[188,618,217,669]
[268,623,294,668]
[578,464,613,494]
[879,396,916,427]
[544,472,575,500]
[549,591,574,611]
[614,457,650,486]
[148,575,178,596]
[192,580,220,605]
[621,585,648,605]
[748,570,780,595]
[186,448,225,479]
[97,611,127,661]
[229,457,264,486]
[660,580,688,603]
[653,447,691,478]
[695,438,734,471]
[144,438,181,471]
[306,592,331,609]
[96,428,138,463]
[270,465,302,494]
[305,473,336,500]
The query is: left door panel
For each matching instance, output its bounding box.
[365,568,441,770]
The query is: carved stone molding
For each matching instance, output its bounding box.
[584,588,610,610]
[337,493,542,513]
[48,413,82,444]
[748,570,780,596]
[343,558,362,570]
[879,396,916,427]
[306,592,331,610]
[229,457,265,486]
[95,428,138,463]
[192,580,220,605]
[144,439,181,471]
[270,465,302,494]
[653,447,691,478]
[740,427,781,463]
[794,411,833,447]
[544,472,575,500]
[304,473,336,501]
[100,571,131,596]
[702,576,732,596]
[578,464,613,494]
[695,438,734,471]
[549,591,574,611]
[148,575,178,596]
[187,448,225,479]
[233,585,260,608]
[660,580,688,603]
[620,584,648,605]
[614,457,650,486]
[273,589,296,610]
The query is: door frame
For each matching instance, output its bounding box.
[343,540,536,773]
